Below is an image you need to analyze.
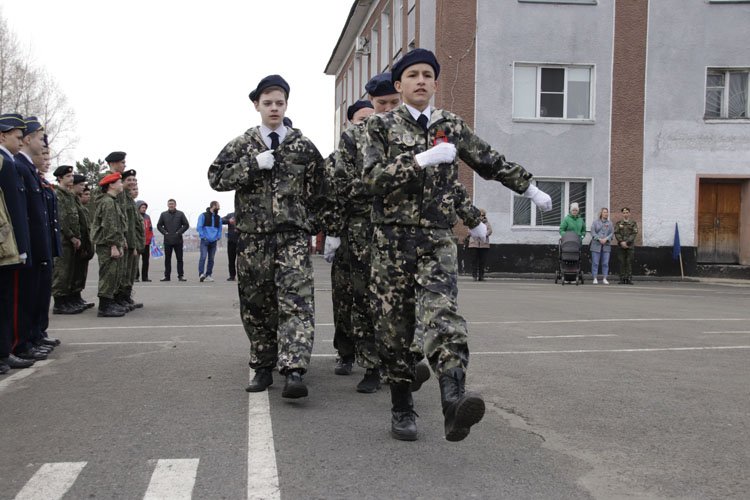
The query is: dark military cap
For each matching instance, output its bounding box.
[0,113,26,132]
[22,116,44,136]
[105,151,126,163]
[53,165,74,178]
[365,73,397,96]
[83,184,91,192]
[121,169,137,180]
[283,117,293,128]
[249,74,290,101]
[391,48,441,83]
[347,100,374,121]
[72,174,86,185]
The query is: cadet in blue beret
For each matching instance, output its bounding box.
[249,74,290,102]
[390,48,441,83]
[346,100,374,124]
[365,73,401,114]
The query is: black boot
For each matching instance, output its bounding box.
[410,358,431,392]
[390,382,417,441]
[53,296,76,315]
[246,367,273,392]
[334,355,354,375]
[126,292,143,309]
[98,298,125,317]
[282,370,308,399]
[356,367,382,393]
[439,367,485,442]
[115,293,134,312]
[76,292,95,309]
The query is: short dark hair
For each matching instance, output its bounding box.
[258,85,288,100]
[210,200,219,209]
[168,198,176,204]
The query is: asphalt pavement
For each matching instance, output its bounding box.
[1,251,749,499]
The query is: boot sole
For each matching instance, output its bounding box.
[97,312,125,317]
[245,382,272,393]
[445,394,485,442]
[391,429,418,441]
[282,383,308,399]
[356,382,381,394]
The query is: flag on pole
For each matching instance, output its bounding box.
[672,223,681,261]
[150,239,164,259]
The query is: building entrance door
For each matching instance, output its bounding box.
[697,182,741,263]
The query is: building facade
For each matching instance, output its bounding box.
[325,0,750,277]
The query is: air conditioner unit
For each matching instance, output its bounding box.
[355,36,370,55]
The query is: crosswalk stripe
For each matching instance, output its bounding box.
[247,390,280,500]
[143,459,199,500]
[14,462,87,500]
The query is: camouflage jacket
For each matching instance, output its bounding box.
[208,126,327,235]
[54,185,80,242]
[333,121,370,218]
[124,191,139,249]
[614,219,638,246]
[364,105,533,228]
[77,202,94,257]
[91,193,127,247]
[452,181,481,230]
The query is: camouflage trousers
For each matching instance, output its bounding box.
[618,245,634,280]
[96,245,123,299]
[370,225,469,384]
[51,243,76,298]
[331,217,379,369]
[237,231,315,374]
[118,250,137,295]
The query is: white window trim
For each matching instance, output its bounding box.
[512,63,596,122]
[703,66,750,120]
[511,178,593,230]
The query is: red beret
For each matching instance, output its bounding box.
[98,172,122,187]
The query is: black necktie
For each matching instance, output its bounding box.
[417,114,428,132]
[269,131,279,150]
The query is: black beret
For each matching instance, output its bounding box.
[105,151,126,163]
[365,73,397,97]
[22,116,44,137]
[121,169,137,180]
[53,165,74,178]
[283,117,293,128]
[0,113,26,132]
[83,184,91,192]
[391,48,441,83]
[347,100,374,121]
[249,74,290,102]
[72,174,86,185]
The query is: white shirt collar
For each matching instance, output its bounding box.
[0,145,13,158]
[260,124,288,149]
[404,104,432,122]
[19,150,34,165]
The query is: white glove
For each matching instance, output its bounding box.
[415,142,456,168]
[469,222,487,240]
[256,150,275,170]
[323,236,341,263]
[523,184,552,212]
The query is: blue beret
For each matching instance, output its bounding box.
[391,48,441,83]
[249,74,290,102]
[53,165,74,178]
[365,73,397,97]
[0,113,26,132]
[105,151,126,163]
[23,116,44,136]
[347,100,374,121]
[283,117,293,127]
[73,174,87,185]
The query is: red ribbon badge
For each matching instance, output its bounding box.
[433,130,448,146]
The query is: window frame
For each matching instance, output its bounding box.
[513,63,596,123]
[704,67,750,121]
[511,178,593,230]
[518,0,597,4]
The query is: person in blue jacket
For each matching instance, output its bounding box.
[197,201,223,282]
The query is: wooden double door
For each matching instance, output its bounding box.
[697,182,741,263]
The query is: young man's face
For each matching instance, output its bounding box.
[395,63,437,111]
[370,94,401,113]
[109,179,124,195]
[351,107,375,124]
[41,150,51,173]
[80,191,91,205]
[0,129,24,155]
[129,184,139,198]
[109,160,126,173]
[23,130,45,155]
[139,204,147,214]
[212,203,220,213]
[59,172,74,188]
[254,89,287,129]
[168,200,176,211]
[124,176,137,191]
[621,209,630,220]
[71,183,85,195]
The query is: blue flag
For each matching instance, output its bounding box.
[672,223,681,261]
[150,239,164,259]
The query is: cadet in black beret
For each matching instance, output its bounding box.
[346,100,374,123]
[72,174,87,185]
[53,165,74,178]
[365,73,401,113]
[121,169,137,180]
[391,48,441,83]
[104,151,126,163]
[249,74,290,102]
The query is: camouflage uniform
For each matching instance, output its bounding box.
[363,104,534,384]
[117,191,139,298]
[91,192,127,299]
[71,198,93,296]
[51,186,79,299]
[614,219,638,282]
[327,121,380,369]
[208,126,326,374]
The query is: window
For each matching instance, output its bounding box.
[705,69,749,119]
[708,0,750,3]
[336,79,344,137]
[519,0,597,4]
[347,67,354,107]
[407,0,416,49]
[393,0,403,62]
[513,179,590,228]
[370,28,379,79]
[514,64,593,120]
[381,6,390,71]
[353,57,361,101]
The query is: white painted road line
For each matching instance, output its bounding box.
[704,331,750,334]
[472,345,750,355]
[247,389,280,500]
[0,360,52,393]
[50,324,243,331]
[14,462,87,500]
[143,459,200,500]
[527,334,618,339]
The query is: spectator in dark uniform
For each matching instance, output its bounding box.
[221,211,238,281]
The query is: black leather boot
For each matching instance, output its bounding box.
[439,367,485,442]
[98,298,125,317]
[390,382,417,441]
[76,292,95,309]
[246,367,273,392]
[356,367,381,393]
[115,293,134,312]
[282,370,308,399]
[53,296,76,315]
[410,358,431,392]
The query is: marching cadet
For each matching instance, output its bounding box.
[117,169,143,311]
[0,113,35,371]
[363,49,552,442]
[52,166,84,314]
[71,175,95,310]
[615,207,638,284]
[92,172,128,317]
[208,74,327,399]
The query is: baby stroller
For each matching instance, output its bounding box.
[555,231,584,285]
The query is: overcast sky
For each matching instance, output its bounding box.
[1,0,352,225]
